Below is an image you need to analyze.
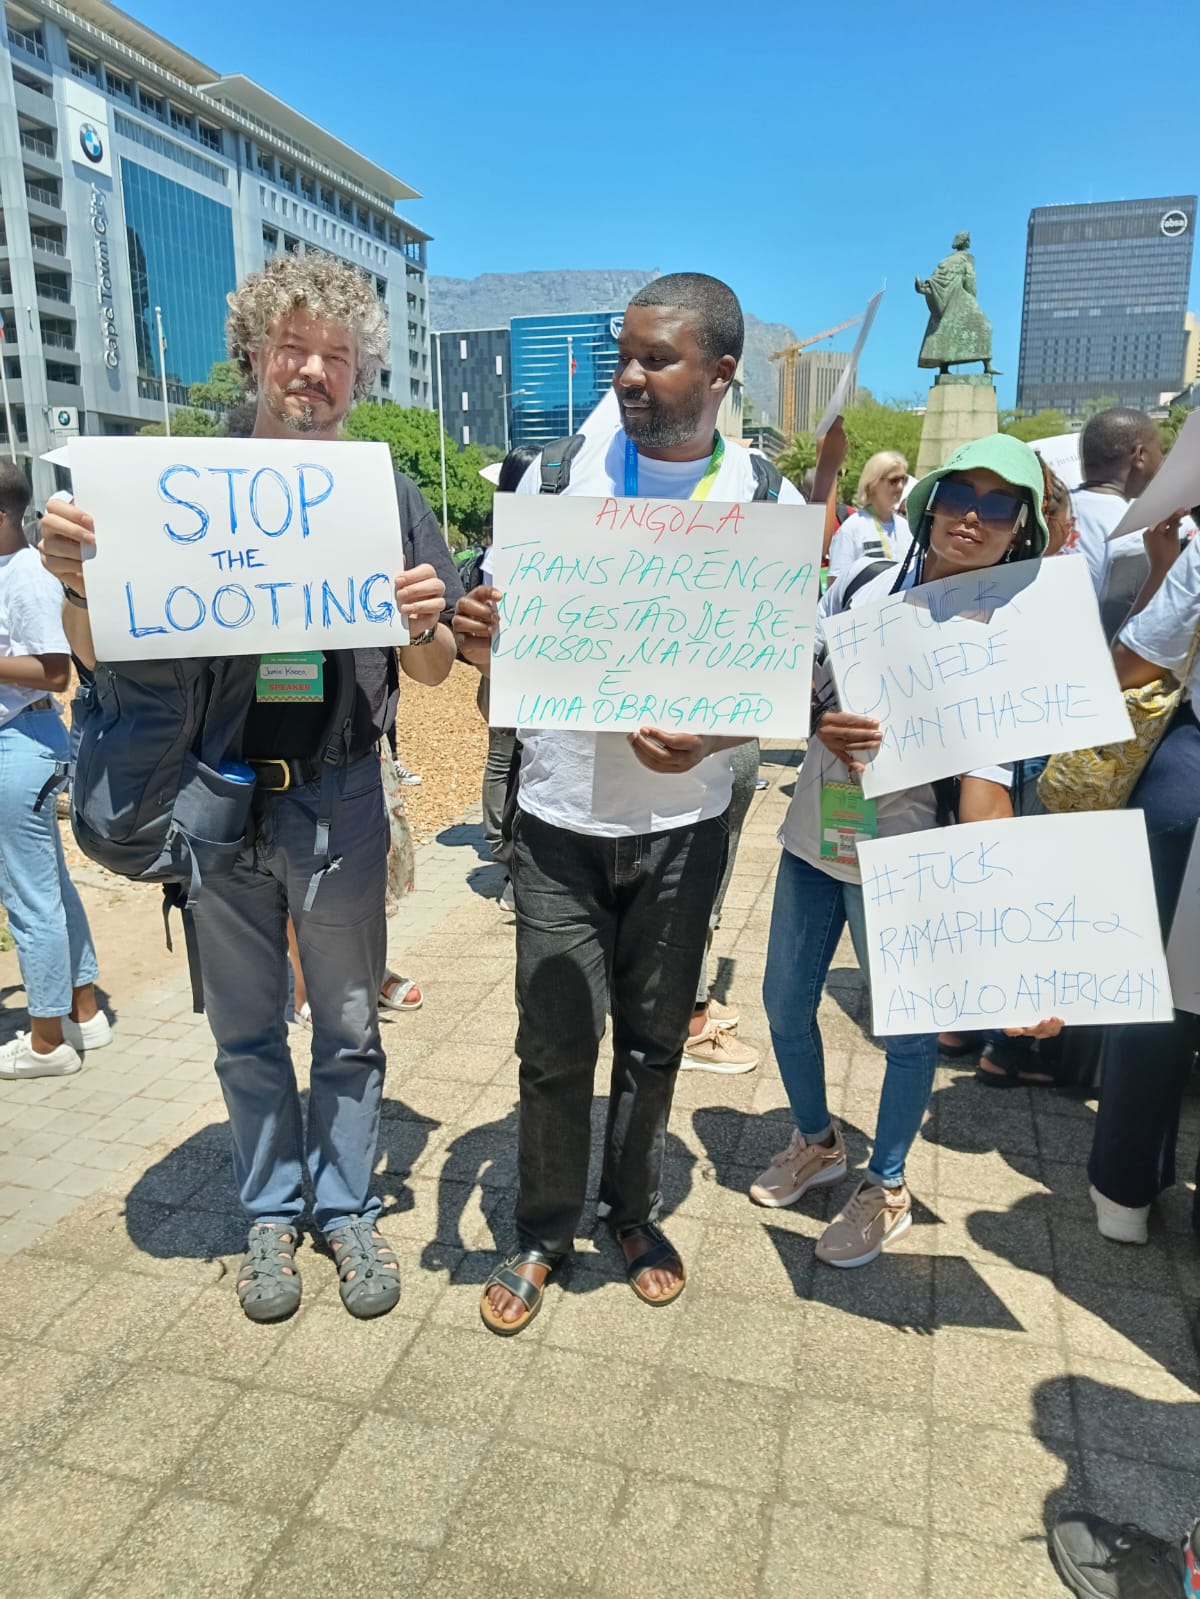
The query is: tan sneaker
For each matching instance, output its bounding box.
[682,1022,758,1075]
[749,1124,847,1207]
[816,1181,912,1268]
[706,997,740,1030]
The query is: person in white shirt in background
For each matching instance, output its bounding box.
[826,451,915,583]
[1069,406,1164,638]
[454,273,830,1335]
[0,462,108,1080]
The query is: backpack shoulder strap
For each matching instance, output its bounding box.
[840,559,893,609]
[539,435,586,494]
[750,455,783,502]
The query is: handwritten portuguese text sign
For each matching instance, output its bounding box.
[488,493,825,736]
[823,554,1132,799]
[857,810,1172,1036]
[68,438,407,660]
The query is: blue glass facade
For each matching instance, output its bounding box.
[510,311,622,446]
[121,161,237,389]
[1016,197,1196,415]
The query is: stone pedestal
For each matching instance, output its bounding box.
[916,374,998,476]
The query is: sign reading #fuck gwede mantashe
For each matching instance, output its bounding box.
[68,438,409,660]
[488,494,825,736]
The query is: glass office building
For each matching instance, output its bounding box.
[1016,197,1196,415]
[510,310,623,447]
[1,0,431,509]
[122,161,236,395]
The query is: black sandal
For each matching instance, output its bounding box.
[479,1247,565,1337]
[615,1221,686,1307]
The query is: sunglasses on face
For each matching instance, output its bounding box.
[930,478,1028,535]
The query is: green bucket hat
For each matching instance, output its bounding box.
[905,433,1050,557]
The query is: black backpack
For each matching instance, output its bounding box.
[538,435,784,501]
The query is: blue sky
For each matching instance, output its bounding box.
[138,0,1200,410]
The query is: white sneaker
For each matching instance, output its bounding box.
[61,1012,113,1053]
[394,762,422,786]
[1090,1184,1150,1245]
[0,1033,82,1080]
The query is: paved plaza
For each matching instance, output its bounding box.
[1,746,1197,1598]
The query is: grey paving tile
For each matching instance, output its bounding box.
[931,1328,1074,1441]
[661,1286,802,1389]
[250,1521,431,1599]
[52,1366,238,1483]
[1070,1359,1200,1471]
[310,1412,488,1549]
[178,1390,350,1509]
[934,1257,1063,1343]
[782,1397,929,1527]
[502,1346,653,1464]
[420,1443,625,1590]
[1059,1288,1200,1377]
[929,1419,1083,1546]
[762,1504,927,1598]
[794,1303,935,1413]
[40,1269,204,1360]
[0,1452,156,1599]
[377,1321,532,1427]
[594,1476,769,1599]
[0,1253,101,1340]
[1080,1448,1199,1540]
[146,1277,298,1380]
[929,1532,1064,1598]
[86,1493,283,1598]
[258,1299,420,1402]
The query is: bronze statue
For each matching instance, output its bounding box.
[915,232,998,377]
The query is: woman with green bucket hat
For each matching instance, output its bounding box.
[750,433,1064,1269]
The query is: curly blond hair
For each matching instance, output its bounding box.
[226,251,389,400]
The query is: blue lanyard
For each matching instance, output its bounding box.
[623,433,725,499]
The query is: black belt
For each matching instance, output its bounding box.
[246,755,323,793]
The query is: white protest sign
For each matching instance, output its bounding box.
[68,438,407,660]
[823,555,1132,799]
[858,810,1173,1036]
[1031,432,1081,489]
[488,493,824,736]
[1110,410,1200,540]
[815,289,884,439]
[1167,831,1200,1015]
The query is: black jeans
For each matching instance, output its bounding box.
[1089,705,1200,1218]
[511,808,727,1255]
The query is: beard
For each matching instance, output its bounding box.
[265,380,341,434]
[621,380,710,449]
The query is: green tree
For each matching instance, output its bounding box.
[999,407,1067,442]
[343,401,494,535]
[1159,405,1189,451]
[188,358,243,410]
[138,407,221,438]
[780,400,925,499]
[1080,393,1119,423]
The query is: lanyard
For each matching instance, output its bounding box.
[869,510,896,559]
[624,433,725,500]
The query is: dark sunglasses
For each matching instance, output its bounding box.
[930,477,1028,535]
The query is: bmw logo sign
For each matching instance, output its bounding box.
[56,410,72,427]
[1161,209,1188,238]
[79,123,104,164]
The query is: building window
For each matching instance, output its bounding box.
[7,18,45,59]
[121,160,237,390]
[462,425,470,444]
[301,173,316,202]
[106,67,134,102]
[459,339,467,360]
[169,104,194,135]
[262,225,278,253]
[495,354,503,376]
[283,234,300,254]
[68,44,98,81]
[46,358,80,385]
[256,147,273,178]
[113,112,228,185]
[278,162,296,191]
[461,391,469,411]
[138,86,167,121]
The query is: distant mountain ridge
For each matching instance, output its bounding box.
[429,269,795,425]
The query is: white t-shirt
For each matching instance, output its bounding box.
[826,509,915,583]
[0,545,69,729]
[1120,534,1200,703]
[778,558,1012,884]
[1068,488,1153,639]
[512,429,804,838]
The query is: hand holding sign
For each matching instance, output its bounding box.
[66,438,409,660]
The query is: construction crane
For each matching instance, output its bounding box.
[770,314,864,437]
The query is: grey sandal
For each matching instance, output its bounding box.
[324,1218,401,1319]
[237,1222,302,1323]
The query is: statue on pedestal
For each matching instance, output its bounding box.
[915,232,998,378]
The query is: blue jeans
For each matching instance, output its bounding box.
[192,754,388,1233]
[762,848,938,1187]
[0,706,98,1017]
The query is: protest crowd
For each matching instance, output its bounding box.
[4,249,1199,1596]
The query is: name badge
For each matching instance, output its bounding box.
[820,780,877,865]
[255,651,325,703]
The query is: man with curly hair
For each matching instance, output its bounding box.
[41,252,463,1324]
